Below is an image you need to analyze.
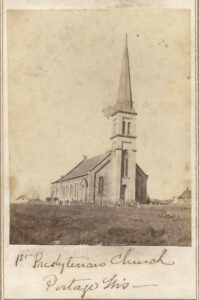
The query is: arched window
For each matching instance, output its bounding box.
[122,150,128,177]
[80,178,88,188]
[98,176,104,195]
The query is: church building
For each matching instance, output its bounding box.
[51,37,149,206]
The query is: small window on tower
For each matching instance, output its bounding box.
[127,122,131,135]
[122,121,126,134]
[122,150,128,177]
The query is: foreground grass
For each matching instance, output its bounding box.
[10,203,191,246]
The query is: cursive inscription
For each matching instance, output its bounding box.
[15,252,106,274]
[158,208,177,220]
[43,274,98,298]
[43,273,158,298]
[110,248,175,265]
[15,248,174,274]
[14,248,175,297]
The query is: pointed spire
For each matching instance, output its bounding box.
[116,34,133,109]
[110,34,136,116]
[102,34,136,118]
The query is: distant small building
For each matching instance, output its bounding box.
[178,187,191,202]
[13,194,29,203]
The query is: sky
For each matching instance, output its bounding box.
[7,9,191,200]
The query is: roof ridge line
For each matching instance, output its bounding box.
[51,159,84,183]
[60,151,110,181]
[89,151,112,172]
[60,174,88,182]
[136,163,148,177]
[60,159,84,181]
[52,150,112,184]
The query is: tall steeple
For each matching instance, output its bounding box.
[110,34,137,205]
[111,34,136,116]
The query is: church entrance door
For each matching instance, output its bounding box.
[121,185,126,203]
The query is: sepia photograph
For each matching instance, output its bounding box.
[8,9,191,246]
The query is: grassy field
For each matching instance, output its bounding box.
[10,203,191,246]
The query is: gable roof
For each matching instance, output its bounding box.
[178,188,191,199]
[136,163,148,178]
[52,150,148,184]
[52,151,111,183]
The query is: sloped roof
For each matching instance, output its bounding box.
[52,151,148,184]
[15,194,29,201]
[178,188,191,199]
[52,151,111,183]
[136,163,148,178]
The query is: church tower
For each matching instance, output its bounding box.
[110,35,137,204]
